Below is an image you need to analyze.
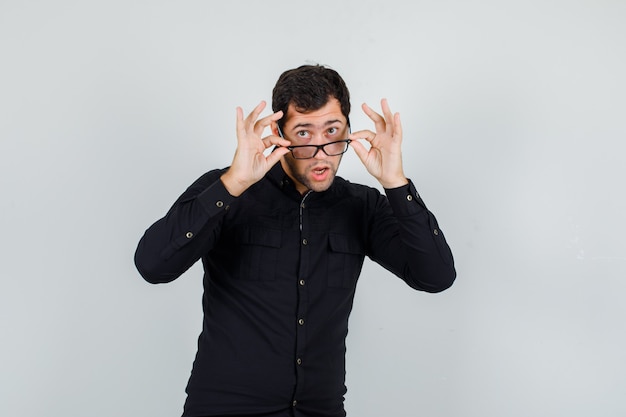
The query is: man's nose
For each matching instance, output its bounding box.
[313,144,329,159]
[311,134,330,159]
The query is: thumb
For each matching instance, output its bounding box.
[349,140,370,165]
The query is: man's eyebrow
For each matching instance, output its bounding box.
[290,119,344,131]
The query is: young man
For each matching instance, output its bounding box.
[135,65,456,417]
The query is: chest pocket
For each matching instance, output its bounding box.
[235,226,282,281]
[327,233,365,289]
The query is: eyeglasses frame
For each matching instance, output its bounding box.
[276,124,352,160]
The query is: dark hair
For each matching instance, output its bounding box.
[272,65,351,128]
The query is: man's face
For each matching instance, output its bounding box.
[275,98,349,194]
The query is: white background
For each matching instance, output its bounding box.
[1,1,625,416]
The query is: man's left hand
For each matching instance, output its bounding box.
[349,98,409,189]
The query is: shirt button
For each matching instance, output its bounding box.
[216,201,224,208]
[301,202,306,209]
[406,194,413,201]
[292,400,298,407]
[298,318,305,326]
[433,229,439,236]
[302,238,308,245]
[299,279,305,286]
[296,358,302,365]
[185,232,193,239]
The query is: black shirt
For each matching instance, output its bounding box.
[134,163,456,417]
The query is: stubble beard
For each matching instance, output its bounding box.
[284,156,340,193]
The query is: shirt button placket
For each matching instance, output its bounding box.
[294,195,311,408]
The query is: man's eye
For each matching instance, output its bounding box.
[327,127,338,135]
[297,131,309,138]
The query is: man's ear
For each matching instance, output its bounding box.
[270,121,279,136]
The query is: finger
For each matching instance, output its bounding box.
[261,133,291,149]
[393,112,403,139]
[349,129,376,143]
[264,145,291,167]
[235,106,246,141]
[380,98,393,119]
[349,139,370,164]
[254,110,283,137]
[380,98,395,133]
[244,101,267,129]
[361,102,386,132]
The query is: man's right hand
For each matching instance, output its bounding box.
[220,101,291,197]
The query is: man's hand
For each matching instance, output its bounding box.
[221,101,291,196]
[349,98,408,189]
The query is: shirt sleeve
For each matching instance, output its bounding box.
[368,180,456,292]
[134,169,235,284]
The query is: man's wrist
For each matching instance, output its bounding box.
[380,177,409,190]
[220,171,248,197]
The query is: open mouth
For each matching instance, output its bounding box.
[310,165,331,181]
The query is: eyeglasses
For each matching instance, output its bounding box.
[277,125,352,160]
[286,140,352,159]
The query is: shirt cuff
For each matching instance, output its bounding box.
[196,178,236,216]
[384,180,427,216]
